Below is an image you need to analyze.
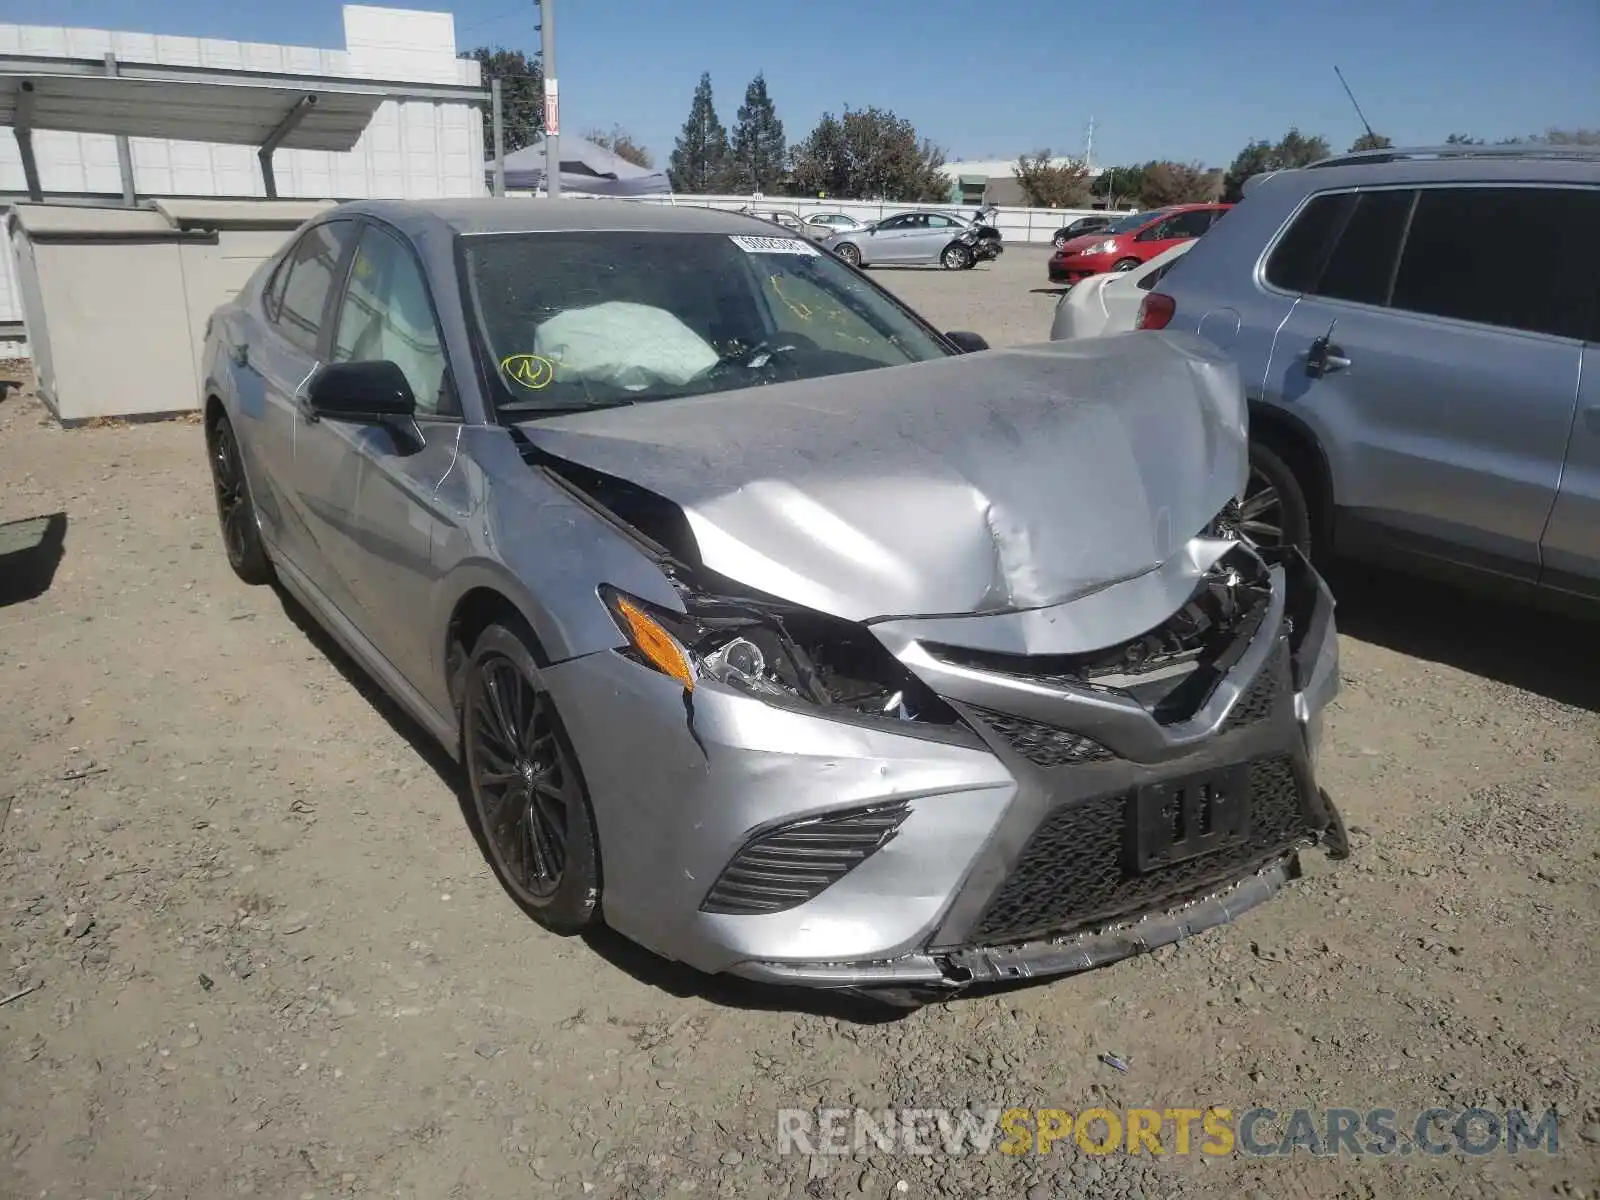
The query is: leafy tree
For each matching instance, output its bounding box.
[465,46,542,162]
[787,113,850,198]
[668,73,731,193]
[789,107,947,202]
[728,73,787,194]
[1444,133,1483,144]
[1092,164,1146,209]
[584,125,652,169]
[1012,150,1093,208]
[1348,131,1393,152]
[1137,160,1217,206]
[1531,127,1600,145]
[1221,128,1331,201]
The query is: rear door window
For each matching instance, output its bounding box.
[271,220,358,355]
[1390,186,1600,341]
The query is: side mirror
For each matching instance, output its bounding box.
[945,331,989,353]
[305,360,417,423]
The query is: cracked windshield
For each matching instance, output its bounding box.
[464,231,950,413]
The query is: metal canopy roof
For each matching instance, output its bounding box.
[0,54,490,202]
[0,73,382,151]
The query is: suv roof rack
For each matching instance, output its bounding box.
[1308,144,1600,169]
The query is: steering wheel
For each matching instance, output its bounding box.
[692,332,822,382]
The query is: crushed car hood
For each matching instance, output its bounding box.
[518,332,1247,624]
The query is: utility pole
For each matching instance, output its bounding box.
[1084,116,1095,171]
[490,76,505,197]
[539,0,560,198]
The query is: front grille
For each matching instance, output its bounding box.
[967,755,1310,946]
[925,548,1274,726]
[969,707,1116,768]
[1223,639,1286,731]
[700,802,911,915]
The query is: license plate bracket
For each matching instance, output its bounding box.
[1130,763,1252,872]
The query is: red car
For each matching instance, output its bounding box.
[1047,203,1231,284]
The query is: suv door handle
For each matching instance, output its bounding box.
[1305,337,1351,379]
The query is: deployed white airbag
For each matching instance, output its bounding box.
[533,301,719,390]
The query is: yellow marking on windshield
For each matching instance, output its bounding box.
[501,353,557,389]
[769,275,874,347]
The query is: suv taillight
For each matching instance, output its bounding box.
[1136,292,1175,330]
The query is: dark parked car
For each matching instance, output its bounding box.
[1050,214,1115,250]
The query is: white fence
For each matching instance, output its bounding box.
[515,190,1130,245]
[637,194,1119,245]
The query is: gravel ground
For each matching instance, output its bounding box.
[1,250,1598,1200]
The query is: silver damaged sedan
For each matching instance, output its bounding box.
[201,200,1348,1006]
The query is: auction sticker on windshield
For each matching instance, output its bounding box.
[730,235,819,256]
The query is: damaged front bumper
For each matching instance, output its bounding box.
[543,542,1344,995]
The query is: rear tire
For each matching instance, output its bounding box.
[206,410,274,586]
[1111,257,1141,272]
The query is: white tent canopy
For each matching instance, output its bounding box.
[493,135,670,196]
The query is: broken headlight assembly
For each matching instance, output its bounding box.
[600,583,962,727]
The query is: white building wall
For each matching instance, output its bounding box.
[0,6,484,204]
[0,6,486,344]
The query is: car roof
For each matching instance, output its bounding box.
[1244,149,1600,201]
[331,198,784,239]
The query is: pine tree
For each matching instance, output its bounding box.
[729,73,787,194]
[667,73,730,193]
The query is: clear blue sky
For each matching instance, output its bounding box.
[13,0,1599,168]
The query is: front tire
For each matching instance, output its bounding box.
[1111,257,1141,272]
[1053,232,1069,250]
[834,242,861,268]
[206,410,274,585]
[463,621,602,934]
[1242,441,1313,558]
[942,243,972,270]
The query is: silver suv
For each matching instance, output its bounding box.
[1142,145,1600,602]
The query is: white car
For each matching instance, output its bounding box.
[1048,241,1194,341]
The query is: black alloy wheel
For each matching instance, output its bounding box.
[1240,442,1313,558]
[207,412,273,585]
[463,621,601,932]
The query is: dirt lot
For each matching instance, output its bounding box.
[2,248,1598,1200]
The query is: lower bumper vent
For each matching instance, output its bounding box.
[700,802,911,915]
[968,755,1312,946]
